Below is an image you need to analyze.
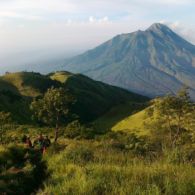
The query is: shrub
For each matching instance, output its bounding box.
[65,120,95,139]
[65,145,94,164]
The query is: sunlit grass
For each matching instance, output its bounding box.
[38,140,195,195]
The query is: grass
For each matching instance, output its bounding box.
[50,71,72,83]
[94,103,151,136]
[0,71,194,194]
[1,72,60,97]
[38,139,195,195]
[112,109,153,136]
[1,126,195,195]
[3,125,55,144]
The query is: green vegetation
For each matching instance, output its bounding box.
[0,71,195,194]
[31,87,75,142]
[39,140,195,195]
[0,144,47,194]
[0,112,12,144]
[0,71,147,124]
[50,71,148,122]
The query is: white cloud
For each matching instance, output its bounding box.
[158,20,195,44]
[89,16,95,23]
[88,16,110,24]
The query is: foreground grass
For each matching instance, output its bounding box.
[39,140,195,195]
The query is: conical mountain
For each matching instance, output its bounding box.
[60,23,195,99]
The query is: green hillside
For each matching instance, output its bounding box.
[0,71,148,124]
[50,71,148,122]
[0,72,61,123]
[0,79,31,123]
[1,72,60,97]
[1,74,195,195]
[111,108,154,136]
[93,102,148,132]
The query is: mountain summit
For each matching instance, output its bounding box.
[147,23,171,32]
[60,23,195,99]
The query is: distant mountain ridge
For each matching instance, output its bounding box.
[60,23,195,100]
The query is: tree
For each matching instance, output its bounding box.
[30,87,75,142]
[0,111,12,144]
[147,88,195,147]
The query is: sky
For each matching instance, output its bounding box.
[0,0,195,69]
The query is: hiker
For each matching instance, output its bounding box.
[22,135,27,143]
[26,137,33,148]
[44,136,51,147]
[37,134,44,147]
[33,134,51,154]
[41,135,51,154]
[33,134,44,153]
[38,133,44,143]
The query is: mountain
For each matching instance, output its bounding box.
[0,71,148,123]
[60,23,195,100]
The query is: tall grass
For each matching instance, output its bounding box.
[39,140,195,195]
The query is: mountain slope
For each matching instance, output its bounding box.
[0,72,61,123]
[60,23,195,99]
[0,71,148,123]
[50,71,148,121]
[1,72,61,97]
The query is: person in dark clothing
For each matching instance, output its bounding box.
[22,135,27,143]
[44,136,51,147]
[26,137,33,148]
[38,134,44,143]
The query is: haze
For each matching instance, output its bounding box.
[0,0,195,73]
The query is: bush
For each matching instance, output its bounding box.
[65,145,94,164]
[100,131,156,156]
[46,143,64,155]
[164,146,195,164]
[65,120,95,139]
[0,144,47,195]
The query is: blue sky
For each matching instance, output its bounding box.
[0,0,195,67]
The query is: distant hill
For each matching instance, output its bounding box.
[49,71,148,122]
[0,72,60,123]
[1,72,60,97]
[94,103,160,137]
[0,71,148,124]
[60,23,195,100]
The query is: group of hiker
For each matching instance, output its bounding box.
[22,134,51,154]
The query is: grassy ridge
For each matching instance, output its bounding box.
[94,101,148,133]
[112,108,153,136]
[0,72,61,123]
[1,72,60,97]
[0,71,148,124]
[50,71,148,122]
